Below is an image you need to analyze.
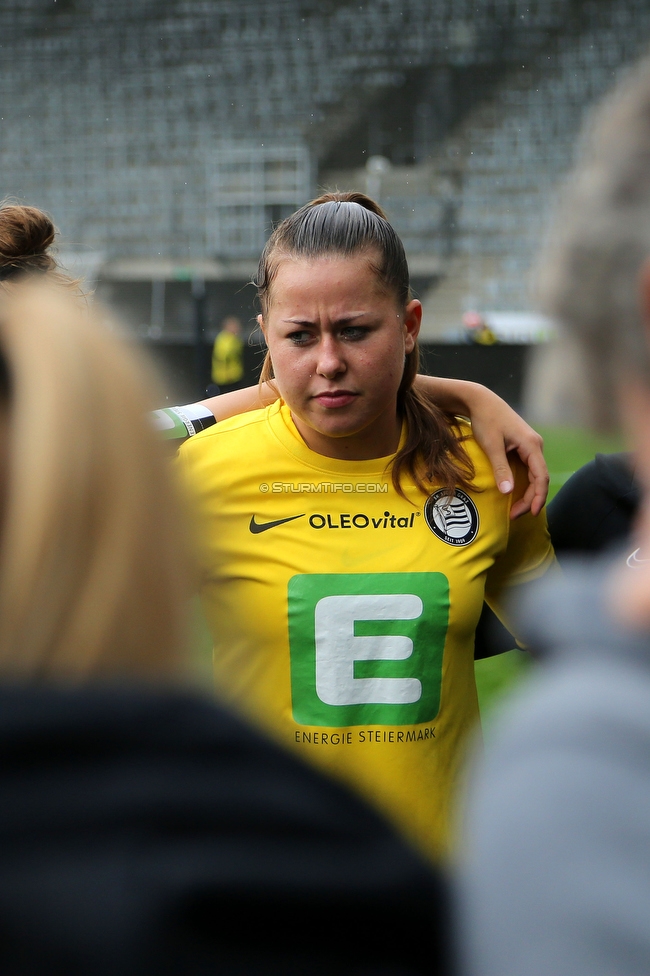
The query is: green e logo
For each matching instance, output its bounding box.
[288,573,449,726]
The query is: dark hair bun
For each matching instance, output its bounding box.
[0,204,57,277]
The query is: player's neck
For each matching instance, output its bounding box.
[290,412,401,461]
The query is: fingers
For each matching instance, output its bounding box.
[484,433,549,518]
[475,430,514,495]
[480,433,547,518]
[490,460,515,495]
[520,442,550,517]
[509,481,536,520]
[509,446,550,520]
[464,393,548,516]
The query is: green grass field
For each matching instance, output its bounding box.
[475,423,625,724]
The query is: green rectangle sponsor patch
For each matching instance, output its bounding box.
[288,572,449,726]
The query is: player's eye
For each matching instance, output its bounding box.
[340,326,369,340]
[287,330,313,345]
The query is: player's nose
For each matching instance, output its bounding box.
[315,336,346,378]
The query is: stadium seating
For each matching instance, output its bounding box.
[1,0,649,344]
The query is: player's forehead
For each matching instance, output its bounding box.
[266,251,397,316]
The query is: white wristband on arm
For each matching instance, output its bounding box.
[151,403,217,440]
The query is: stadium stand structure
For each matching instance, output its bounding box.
[0,3,610,260]
[0,0,648,361]
[414,0,650,337]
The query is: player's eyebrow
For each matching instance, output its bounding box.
[282,312,368,326]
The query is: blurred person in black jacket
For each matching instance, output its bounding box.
[547,452,639,560]
[0,205,452,976]
[474,451,642,659]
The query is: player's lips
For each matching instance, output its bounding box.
[313,390,358,408]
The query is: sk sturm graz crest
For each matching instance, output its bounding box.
[424,489,479,546]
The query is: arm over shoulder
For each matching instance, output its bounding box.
[484,458,556,631]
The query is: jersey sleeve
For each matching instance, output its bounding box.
[484,462,557,635]
[151,403,217,441]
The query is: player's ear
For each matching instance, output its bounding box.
[257,313,266,340]
[403,299,421,354]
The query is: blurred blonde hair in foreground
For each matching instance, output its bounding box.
[0,279,191,681]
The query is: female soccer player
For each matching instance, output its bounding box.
[178,192,555,860]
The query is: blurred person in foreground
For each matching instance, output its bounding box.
[460,54,650,976]
[0,206,452,975]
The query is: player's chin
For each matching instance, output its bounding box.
[313,418,369,440]
[307,405,360,428]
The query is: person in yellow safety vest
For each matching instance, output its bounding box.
[211,316,244,393]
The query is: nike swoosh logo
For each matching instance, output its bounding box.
[249,514,305,534]
[627,547,650,569]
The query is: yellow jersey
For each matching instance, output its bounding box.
[178,400,554,859]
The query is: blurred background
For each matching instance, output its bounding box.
[2,0,648,410]
[1,0,640,706]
